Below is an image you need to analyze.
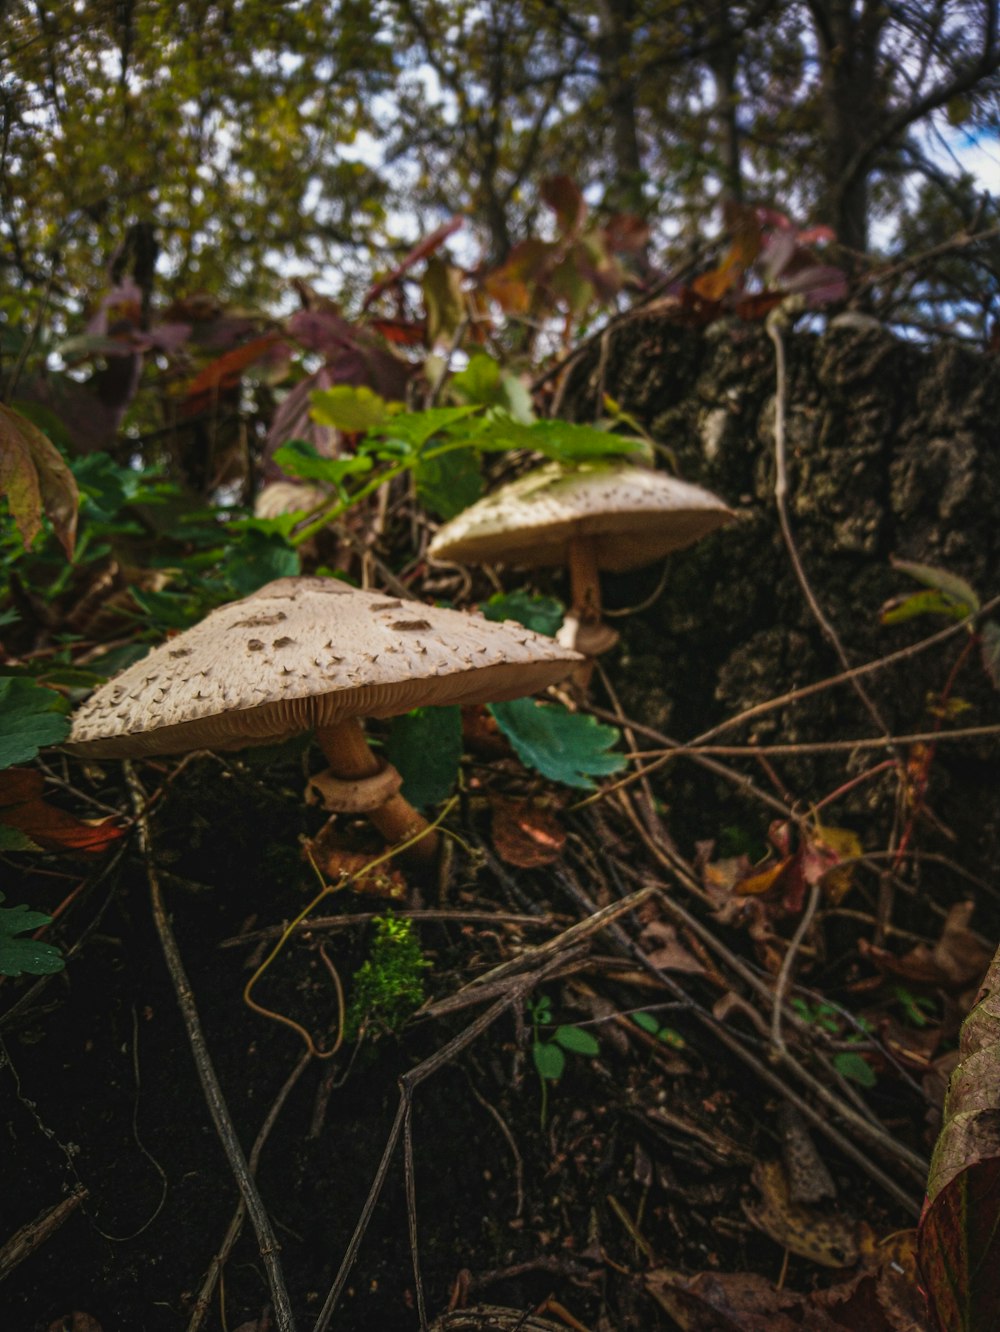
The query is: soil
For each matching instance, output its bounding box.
[1,745,909,1332]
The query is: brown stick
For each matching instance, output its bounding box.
[0,1187,88,1282]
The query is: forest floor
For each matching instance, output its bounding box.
[1,703,950,1332]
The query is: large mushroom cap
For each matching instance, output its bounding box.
[428,462,734,572]
[67,576,581,759]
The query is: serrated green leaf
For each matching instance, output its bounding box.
[309,385,393,432]
[470,418,648,463]
[0,824,41,851]
[450,355,535,424]
[981,620,1000,691]
[532,1041,566,1081]
[273,439,374,487]
[385,706,462,810]
[482,590,564,637]
[553,1024,600,1056]
[414,449,483,520]
[0,893,64,976]
[881,589,974,626]
[488,698,626,790]
[891,558,980,613]
[380,406,481,452]
[832,1051,877,1088]
[0,677,70,770]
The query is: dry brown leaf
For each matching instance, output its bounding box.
[490,796,565,868]
[304,840,407,900]
[639,919,706,975]
[743,1159,859,1267]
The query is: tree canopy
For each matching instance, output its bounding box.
[3,0,999,312]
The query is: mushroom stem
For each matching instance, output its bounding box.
[315,718,439,863]
[566,533,602,623]
[558,534,619,687]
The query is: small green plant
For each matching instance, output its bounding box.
[528,993,601,1125]
[631,1009,686,1050]
[791,997,877,1088]
[344,914,428,1040]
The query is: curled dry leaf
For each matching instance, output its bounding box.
[862,900,992,996]
[919,938,1000,1332]
[743,1159,860,1267]
[490,796,565,868]
[303,840,407,901]
[639,919,706,975]
[646,1229,923,1332]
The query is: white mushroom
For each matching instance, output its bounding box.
[428,461,734,663]
[67,576,582,862]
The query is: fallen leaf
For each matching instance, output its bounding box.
[0,769,123,854]
[47,1314,103,1332]
[920,939,1000,1331]
[490,796,565,868]
[861,901,992,995]
[639,919,706,975]
[304,841,407,900]
[743,1159,859,1267]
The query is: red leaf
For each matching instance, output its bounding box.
[184,332,282,402]
[0,769,123,854]
[541,175,586,236]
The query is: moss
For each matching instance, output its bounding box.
[345,913,429,1040]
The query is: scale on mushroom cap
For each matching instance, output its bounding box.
[67,576,582,862]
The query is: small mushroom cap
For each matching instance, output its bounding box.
[428,462,734,572]
[67,577,582,759]
[253,481,330,521]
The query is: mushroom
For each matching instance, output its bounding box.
[67,576,581,862]
[427,461,734,667]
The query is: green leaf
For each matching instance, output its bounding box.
[0,824,41,851]
[414,448,483,520]
[385,706,463,810]
[379,406,481,452]
[273,440,374,487]
[470,418,647,464]
[450,355,535,424]
[0,677,70,769]
[981,620,1000,691]
[890,558,980,613]
[488,698,626,790]
[309,385,393,432]
[881,589,975,626]
[422,256,465,345]
[832,1051,876,1088]
[482,589,564,637]
[553,1024,600,1056]
[220,530,300,597]
[632,1011,661,1035]
[532,1041,566,1081]
[0,893,64,976]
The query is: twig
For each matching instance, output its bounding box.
[0,1186,88,1281]
[218,909,554,950]
[125,763,298,1332]
[770,882,821,1051]
[187,1049,313,1332]
[554,870,925,1212]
